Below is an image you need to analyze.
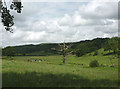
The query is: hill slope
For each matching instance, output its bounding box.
[2,37,111,56]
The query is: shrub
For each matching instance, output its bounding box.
[93,50,98,56]
[76,50,86,57]
[89,60,99,67]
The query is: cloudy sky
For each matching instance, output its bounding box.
[0,0,119,47]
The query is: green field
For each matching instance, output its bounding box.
[2,54,118,87]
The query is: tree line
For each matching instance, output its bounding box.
[2,37,120,57]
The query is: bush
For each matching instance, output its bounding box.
[76,50,86,57]
[89,60,99,67]
[93,50,98,56]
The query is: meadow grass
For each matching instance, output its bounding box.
[2,54,118,87]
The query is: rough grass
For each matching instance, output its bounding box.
[2,54,118,87]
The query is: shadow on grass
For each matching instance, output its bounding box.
[2,71,118,87]
[103,52,116,56]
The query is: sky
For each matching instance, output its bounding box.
[0,0,119,47]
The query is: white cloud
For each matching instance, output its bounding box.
[1,1,118,47]
[78,1,118,20]
[23,31,47,42]
[72,12,87,26]
[58,14,72,26]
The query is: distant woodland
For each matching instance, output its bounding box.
[2,37,120,57]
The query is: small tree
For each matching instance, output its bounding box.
[76,50,81,57]
[75,43,89,57]
[76,49,85,57]
[89,60,99,67]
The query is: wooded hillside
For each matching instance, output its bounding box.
[2,37,120,56]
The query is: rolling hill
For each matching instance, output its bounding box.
[2,37,113,56]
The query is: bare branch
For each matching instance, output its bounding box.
[58,43,63,51]
[69,51,73,54]
[65,45,68,49]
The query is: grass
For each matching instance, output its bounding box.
[2,54,119,87]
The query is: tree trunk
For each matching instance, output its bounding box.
[63,42,66,65]
[109,57,115,67]
[63,54,65,65]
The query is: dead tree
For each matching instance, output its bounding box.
[51,42,72,65]
[108,56,115,67]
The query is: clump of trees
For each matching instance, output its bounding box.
[75,37,120,57]
[103,37,119,54]
[75,43,88,57]
[102,37,119,67]
[2,46,15,57]
[75,38,108,57]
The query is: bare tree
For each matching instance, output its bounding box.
[51,41,72,65]
[108,56,115,67]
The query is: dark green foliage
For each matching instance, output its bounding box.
[103,41,111,52]
[2,46,15,57]
[1,0,23,32]
[2,38,110,56]
[2,37,119,57]
[89,60,99,67]
[76,49,86,57]
[10,1,23,13]
[108,37,119,54]
[76,50,81,57]
[93,50,98,56]
[75,43,89,57]
[14,44,60,56]
[103,37,120,54]
[1,7,14,32]
[75,38,109,57]
[118,50,120,58]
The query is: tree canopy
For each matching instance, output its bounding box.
[2,37,111,56]
[0,0,23,32]
[103,37,120,54]
[2,46,15,57]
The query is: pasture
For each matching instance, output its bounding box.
[2,55,118,87]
